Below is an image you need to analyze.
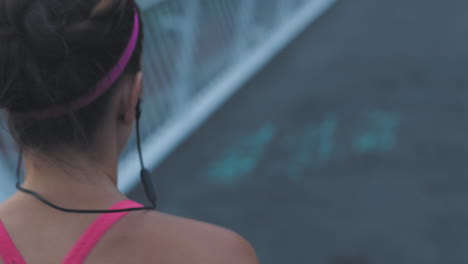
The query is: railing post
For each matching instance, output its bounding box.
[0,127,16,198]
[232,0,256,61]
[276,0,295,25]
[174,0,200,110]
[0,132,12,171]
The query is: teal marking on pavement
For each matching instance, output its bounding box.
[318,115,338,163]
[206,110,399,184]
[207,124,277,184]
[353,111,398,154]
[284,115,337,180]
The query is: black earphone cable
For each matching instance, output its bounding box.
[136,99,157,209]
[136,100,145,169]
[15,99,157,214]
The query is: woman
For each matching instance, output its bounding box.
[0,0,258,263]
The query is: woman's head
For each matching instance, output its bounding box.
[0,0,144,154]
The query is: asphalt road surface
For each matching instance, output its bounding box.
[131,0,468,263]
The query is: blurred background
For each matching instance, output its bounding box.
[2,0,468,263]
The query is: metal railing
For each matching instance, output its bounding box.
[0,0,336,200]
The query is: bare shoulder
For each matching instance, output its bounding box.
[119,210,259,264]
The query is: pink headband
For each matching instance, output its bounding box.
[13,9,140,118]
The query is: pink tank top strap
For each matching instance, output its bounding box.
[0,220,27,264]
[62,200,142,264]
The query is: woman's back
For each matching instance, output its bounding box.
[0,195,257,264]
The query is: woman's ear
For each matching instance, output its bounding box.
[119,72,143,124]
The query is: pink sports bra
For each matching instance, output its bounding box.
[0,200,141,264]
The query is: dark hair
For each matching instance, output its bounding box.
[0,0,144,153]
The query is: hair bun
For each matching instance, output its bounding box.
[91,0,127,20]
[0,0,140,113]
[22,1,69,61]
[21,0,128,62]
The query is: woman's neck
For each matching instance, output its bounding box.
[17,149,127,209]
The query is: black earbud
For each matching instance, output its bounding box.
[136,99,142,120]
